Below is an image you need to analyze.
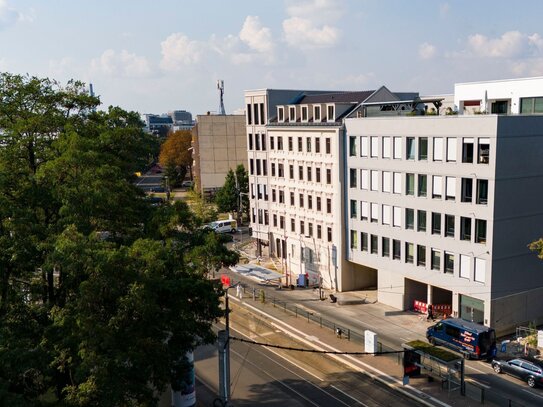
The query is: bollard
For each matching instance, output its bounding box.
[252,288,256,301]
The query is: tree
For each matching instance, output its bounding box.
[529,238,543,259]
[0,73,235,406]
[214,164,248,224]
[158,130,192,187]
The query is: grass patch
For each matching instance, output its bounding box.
[405,340,460,362]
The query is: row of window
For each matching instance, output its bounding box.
[248,134,332,154]
[247,103,266,126]
[277,104,335,123]
[350,202,487,243]
[252,208,333,242]
[250,158,334,185]
[349,169,488,204]
[271,189,333,213]
[350,231,487,283]
[349,136,490,164]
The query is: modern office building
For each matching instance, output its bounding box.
[191,114,247,197]
[245,87,421,290]
[345,77,543,334]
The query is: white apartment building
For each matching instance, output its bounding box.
[345,77,543,335]
[245,87,420,291]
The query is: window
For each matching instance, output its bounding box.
[316,168,321,183]
[445,177,456,200]
[349,168,357,188]
[417,210,426,232]
[278,163,284,177]
[277,136,283,150]
[491,100,508,114]
[271,189,276,202]
[393,172,402,194]
[433,138,443,161]
[406,137,415,160]
[382,137,391,158]
[301,106,308,121]
[298,165,304,180]
[393,239,401,260]
[477,179,488,204]
[249,159,254,175]
[445,252,454,274]
[459,255,470,279]
[474,258,486,283]
[393,137,402,159]
[370,136,378,157]
[273,214,277,227]
[248,133,253,150]
[289,106,296,122]
[288,136,293,151]
[405,242,414,263]
[326,169,332,184]
[432,212,441,235]
[327,105,334,121]
[370,203,379,223]
[418,137,428,160]
[406,173,415,195]
[361,201,369,221]
[255,134,260,150]
[278,107,284,122]
[279,190,284,204]
[432,175,442,199]
[350,230,357,249]
[299,194,304,208]
[300,220,305,235]
[431,249,441,271]
[315,137,320,153]
[406,208,414,230]
[370,235,378,254]
[261,134,266,151]
[317,225,322,239]
[308,195,313,210]
[307,167,312,182]
[370,170,379,191]
[478,138,490,164]
[350,200,357,218]
[361,169,369,190]
[326,198,332,213]
[382,204,391,225]
[262,159,268,176]
[417,245,426,266]
[360,136,368,157]
[393,206,401,227]
[418,174,427,197]
[447,138,457,162]
[475,219,487,243]
[280,216,285,229]
[298,137,303,152]
[254,104,259,125]
[306,137,312,153]
[520,96,543,114]
[256,159,261,175]
[325,138,331,154]
[382,237,390,257]
[382,172,391,193]
[361,232,368,251]
[461,178,473,202]
[270,136,275,150]
[308,222,313,237]
[289,164,294,179]
[327,227,332,242]
[349,136,357,156]
[247,104,252,124]
[444,214,455,237]
[460,217,472,241]
[316,196,321,211]
[260,103,265,125]
[291,218,295,232]
[290,192,295,206]
[462,138,474,163]
[314,105,321,121]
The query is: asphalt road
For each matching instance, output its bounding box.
[135,172,165,193]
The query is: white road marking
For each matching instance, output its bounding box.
[465,364,487,374]
[331,385,368,405]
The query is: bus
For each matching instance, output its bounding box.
[426,318,497,360]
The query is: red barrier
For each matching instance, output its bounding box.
[221,274,231,287]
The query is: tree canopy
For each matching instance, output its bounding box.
[158,130,192,187]
[214,164,249,223]
[0,73,235,406]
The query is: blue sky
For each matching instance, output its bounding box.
[2,0,543,116]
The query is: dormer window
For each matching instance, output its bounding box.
[289,106,296,122]
[301,106,308,122]
[278,106,285,122]
[327,104,335,122]
[314,105,321,122]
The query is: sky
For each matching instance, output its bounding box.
[2,0,543,116]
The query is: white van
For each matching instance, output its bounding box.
[208,219,237,234]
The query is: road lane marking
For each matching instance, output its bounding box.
[331,385,367,406]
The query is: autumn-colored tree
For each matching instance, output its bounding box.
[158,129,192,187]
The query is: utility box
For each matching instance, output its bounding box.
[365,330,378,356]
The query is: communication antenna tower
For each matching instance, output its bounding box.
[217,80,226,115]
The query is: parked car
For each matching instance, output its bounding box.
[181,180,193,188]
[491,358,543,388]
[204,219,237,234]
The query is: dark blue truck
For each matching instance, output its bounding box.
[426,318,497,360]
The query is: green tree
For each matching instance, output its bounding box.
[214,164,248,224]
[158,130,192,187]
[0,73,235,406]
[529,238,543,259]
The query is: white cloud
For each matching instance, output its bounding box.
[511,59,543,77]
[239,16,274,53]
[283,0,343,49]
[419,42,437,60]
[91,49,151,78]
[467,31,532,58]
[0,0,32,28]
[160,33,203,71]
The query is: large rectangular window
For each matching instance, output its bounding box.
[382,205,391,225]
[361,232,368,251]
[406,137,415,160]
[418,137,428,160]
[417,210,426,232]
[370,203,378,223]
[474,258,486,283]
[393,239,401,260]
[370,136,378,157]
[475,219,487,244]
[247,104,253,124]
[433,137,443,161]
[382,237,390,257]
[325,138,331,154]
[382,137,391,158]
[360,136,368,157]
[462,138,474,163]
[520,96,543,114]
[370,235,378,254]
[418,174,427,197]
[445,177,456,200]
[314,105,321,121]
[405,242,414,263]
[445,214,455,237]
[361,201,369,221]
[370,170,379,191]
[326,169,332,184]
[349,168,357,188]
[350,230,357,249]
[460,217,472,241]
[349,136,357,156]
[478,138,490,164]
[382,171,391,193]
[350,200,357,218]
[393,206,401,227]
[461,178,473,202]
[432,212,441,235]
[406,173,415,195]
[445,252,454,274]
[417,245,426,266]
[431,249,441,271]
[477,179,488,204]
[446,138,457,162]
[393,137,402,159]
[432,175,442,199]
[459,254,470,279]
[361,169,369,190]
[405,208,414,230]
[393,172,402,194]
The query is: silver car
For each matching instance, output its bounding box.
[491,358,543,388]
